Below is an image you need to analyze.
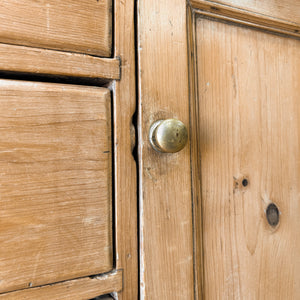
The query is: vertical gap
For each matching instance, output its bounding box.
[110,90,116,269]
[133,0,141,299]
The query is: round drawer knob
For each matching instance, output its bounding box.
[149,119,188,153]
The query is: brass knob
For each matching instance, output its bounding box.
[149,119,188,153]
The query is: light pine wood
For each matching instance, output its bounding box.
[138,0,194,298]
[0,43,120,80]
[190,0,300,37]
[0,270,122,300]
[113,1,138,299]
[187,6,205,299]
[190,0,300,26]
[191,16,300,299]
[0,80,113,293]
[0,0,112,56]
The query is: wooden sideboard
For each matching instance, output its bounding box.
[0,1,299,299]
[0,1,137,299]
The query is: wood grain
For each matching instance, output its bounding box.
[192,16,300,299]
[0,270,122,300]
[0,80,113,293]
[190,0,300,26]
[0,0,112,56]
[113,1,138,299]
[0,43,120,80]
[187,7,205,299]
[190,0,300,38]
[138,0,194,298]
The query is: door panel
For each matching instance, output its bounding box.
[137,0,194,298]
[138,0,300,298]
[192,16,300,299]
[0,80,112,293]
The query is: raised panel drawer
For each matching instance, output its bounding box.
[0,0,112,56]
[0,80,113,293]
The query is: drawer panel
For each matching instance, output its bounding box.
[0,80,112,293]
[0,0,112,56]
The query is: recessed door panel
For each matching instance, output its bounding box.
[192,17,300,298]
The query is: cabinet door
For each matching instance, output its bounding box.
[138,0,300,298]
[0,80,112,293]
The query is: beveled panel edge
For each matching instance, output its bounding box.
[189,0,300,38]
[0,270,123,300]
[0,43,120,80]
[186,7,205,300]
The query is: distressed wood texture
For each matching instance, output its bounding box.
[138,0,194,299]
[190,0,300,27]
[191,16,300,299]
[0,0,112,56]
[0,80,113,293]
[113,1,139,300]
[0,43,120,80]
[0,270,122,300]
[190,0,300,38]
[113,1,138,299]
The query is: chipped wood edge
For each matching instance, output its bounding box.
[0,43,120,80]
[189,0,300,37]
[113,0,138,299]
[0,270,122,300]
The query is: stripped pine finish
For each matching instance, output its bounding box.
[0,0,112,56]
[138,0,300,298]
[191,15,300,299]
[113,0,139,299]
[0,43,120,80]
[0,270,122,300]
[0,80,113,293]
[190,0,300,26]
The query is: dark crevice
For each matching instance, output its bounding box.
[0,71,111,87]
[110,90,117,270]
[89,294,113,300]
[134,1,140,300]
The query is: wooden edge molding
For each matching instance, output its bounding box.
[189,0,300,37]
[0,43,120,80]
[0,270,123,300]
[113,0,138,299]
[186,7,205,300]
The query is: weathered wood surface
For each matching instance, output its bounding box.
[113,0,138,299]
[0,270,122,300]
[191,16,300,299]
[0,43,120,80]
[0,80,113,293]
[138,0,194,298]
[0,0,112,56]
[190,0,300,28]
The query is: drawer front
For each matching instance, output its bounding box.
[0,80,112,293]
[0,0,112,57]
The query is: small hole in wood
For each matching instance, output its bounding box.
[242,179,248,187]
[266,203,280,227]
